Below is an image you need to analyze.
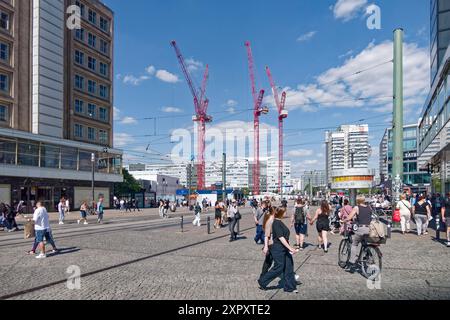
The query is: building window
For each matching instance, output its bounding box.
[88,127,96,141]
[0,42,8,62]
[75,1,85,17]
[88,9,97,25]
[99,85,108,99]
[88,80,96,94]
[75,50,84,65]
[99,62,107,76]
[75,28,84,41]
[0,74,8,92]
[0,11,9,31]
[88,56,96,71]
[75,99,84,114]
[100,39,108,55]
[88,33,96,48]
[0,104,7,121]
[99,107,107,121]
[75,75,84,90]
[74,124,84,138]
[88,103,96,118]
[99,130,108,144]
[100,17,108,32]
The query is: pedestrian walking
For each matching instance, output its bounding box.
[441,192,450,247]
[258,207,299,293]
[339,199,353,235]
[412,195,431,236]
[163,199,170,218]
[227,200,239,241]
[214,201,221,229]
[120,199,125,211]
[260,206,275,278]
[254,201,267,244]
[57,198,65,225]
[97,197,105,224]
[193,202,201,227]
[65,198,70,215]
[125,200,132,213]
[159,199,164,218]
[290,199,310,250]
[343,196,373,273]
[397,194,412,235]
[78,201,89,225]
[132,199,140,212]
[310,200,331,253]
[33,202,51,259]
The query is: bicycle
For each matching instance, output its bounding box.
[338,226,383,280]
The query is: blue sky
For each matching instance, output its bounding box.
[105,0,431,178]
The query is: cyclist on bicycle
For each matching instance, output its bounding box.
[343,196,372,273]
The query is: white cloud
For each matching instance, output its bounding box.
[114,133,134,148]
[146,65,156,75]
[113,107,121,119]
[123,74,150,86]
[185,58,204,72]
[332,0,367,21]
[297,31,317,42]
[162,106,183,113]
[156,70,180,83]
[265,40,429,114]
[287,149,314,157]
[339,50,354,59]
[226,99,238,107]
[121,116,138,125]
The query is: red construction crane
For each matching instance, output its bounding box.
[266,66,288,195]
[171,40,211,190]
[245,41,268,196]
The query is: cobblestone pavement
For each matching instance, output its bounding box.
[1,205,449,300]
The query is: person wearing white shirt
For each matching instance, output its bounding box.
[33,202,50,259]
[397,194,412,235]
[57,198,65,225]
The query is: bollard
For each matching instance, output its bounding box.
[180,215,184,233]
[207,216,211,234]
[387,216,392,239]
[436,214,440,240]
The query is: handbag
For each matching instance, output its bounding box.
[392,209,401,223]
[235,211,242,220]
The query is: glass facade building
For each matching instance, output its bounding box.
[431,0,450,86]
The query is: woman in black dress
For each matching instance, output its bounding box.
[214,201,221,229]
[310,200,331,253]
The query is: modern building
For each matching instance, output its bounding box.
[301,170,327,191]
[380,125,431,192]
[417,0,450,193]
[125,170,181,201]
[0,0,122,212]
[125,162,196,188]
[325,124,370,184]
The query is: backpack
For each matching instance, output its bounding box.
[294,206,306,224]
[368,219,386,243]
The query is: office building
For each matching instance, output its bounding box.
[418,0,450,193]
[380,125,431,192]
[0,0,121,211]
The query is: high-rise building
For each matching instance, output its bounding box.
[325,124,370,184]
[380,124,431,192]
[0,0,122,211]
[418,0,450,194]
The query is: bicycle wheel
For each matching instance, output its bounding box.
[338,239,351,268]
[361,246,382,280]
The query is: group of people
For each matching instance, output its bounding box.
[56,197,71,225]
[114,196,140,212]
[0,201,22,232]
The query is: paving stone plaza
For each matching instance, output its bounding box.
[0,205,449,300]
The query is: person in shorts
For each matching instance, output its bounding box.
[290,199,310,250]
[310,200,331,253]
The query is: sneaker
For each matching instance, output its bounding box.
[77,220,80,224]
[7,229,14,232]
[59,222,64,225]
[49,249,58,254]
[35,253,46,259]
[84,221,88,225]
[424,232,429,235]
[447,241,450,247]
[26,251,35,255]
[295,274,300,281]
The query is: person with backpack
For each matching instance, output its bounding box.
[397,194,412,235]
[290,199,310,250]
[254,201,267,244]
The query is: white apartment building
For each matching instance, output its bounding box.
[325,125,370,184]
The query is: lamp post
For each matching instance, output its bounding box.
[349,148,357,206]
